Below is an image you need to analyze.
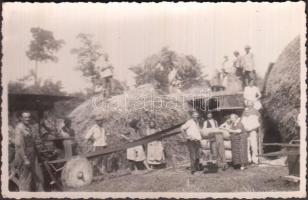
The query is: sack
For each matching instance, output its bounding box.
[201,128,221,139]
[224,141,232,150]
[225,150,232,160]
[254,101,262,110]
[200,139,210,149]
[241,115,260,132]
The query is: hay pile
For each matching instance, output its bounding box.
[69,84,191,168]
[262,36,300,142]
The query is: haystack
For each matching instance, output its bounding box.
[262,36,300,142]
[69,84,191,168]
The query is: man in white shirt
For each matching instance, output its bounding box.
[243,80,262,110]
[241,103,261,164]
[181,111,202,174]
[85,117,109,173]
[242,45,256,86]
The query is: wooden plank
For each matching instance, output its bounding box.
[283,175,300,183]
[258,150,299,157]
[263,143,300,147]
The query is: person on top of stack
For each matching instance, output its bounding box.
[221,56,232,88]
[120,120,151,173]
[241,101,261,165]
[12,111,44,191]
[242,45,256,86]
[100,64,114,98]
[181,111,202,175]
[146,120,165,169]
[168,65,181,93]
[243,80,262,110]
[223,114,249,170]
[219,55,243,92]
[59,118,76,158]
[202,112,228,170]
[233,51,245,89]
[85,116,109,174]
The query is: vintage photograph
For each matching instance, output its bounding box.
[1,2,306,199]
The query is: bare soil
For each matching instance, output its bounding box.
[68,163,299,192]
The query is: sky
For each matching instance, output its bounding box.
[2,2,306,93]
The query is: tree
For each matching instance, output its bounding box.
[26,27,65,85]
[9,71,66,96]
[71,33,125,96]
[129,47,206,92]
[71,33,106,93]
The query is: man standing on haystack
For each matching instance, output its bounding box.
[100,64,114,98]
[233,51,245,89]
[242,45,256,86]
[85,116,109,174]
[181,111,202,174]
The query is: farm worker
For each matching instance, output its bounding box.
[219,116,233,139]
[241,103,261,164]
[242,45,256,86]
[181,111,202,174]
[13,111,44,191]
[168,66,181,93]
[100,64,114,98]
[203,112,219,128]
[233,51,245,89]
[224,114,249,170]
[203,112,227,170]
[85,116,109,174]
[243,80,262,110]
[219,56,230,87]
[59,118,76,158]
[120,122,151,173]
[146,120,165,168]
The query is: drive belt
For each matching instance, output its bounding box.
[48,122,184,164]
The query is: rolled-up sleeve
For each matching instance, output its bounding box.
[14,127,27,162]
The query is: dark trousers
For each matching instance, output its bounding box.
[243,70,256,86]
[186,140,201,173]
[209,133,227,168]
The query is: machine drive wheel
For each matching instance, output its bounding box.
[61,156,93,188]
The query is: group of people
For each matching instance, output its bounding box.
[9,111,78,191]
[85,116,166,174]
[218,45,257,90]
[181,104,261,174]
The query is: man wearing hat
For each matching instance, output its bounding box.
[242,45,256,86]
[85,116,109,173]
[181,111,202,174]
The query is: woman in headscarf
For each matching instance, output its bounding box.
[223,114,249,170]
[146,120,165,168]
[120,120,151,173]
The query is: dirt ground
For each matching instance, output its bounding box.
[68,162,299,192]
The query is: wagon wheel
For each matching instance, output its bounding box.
[61,156,93,188]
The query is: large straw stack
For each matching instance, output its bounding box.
[262,36,300,142]
[69,84,191,168]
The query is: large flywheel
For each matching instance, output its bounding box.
[61,156,93,188]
